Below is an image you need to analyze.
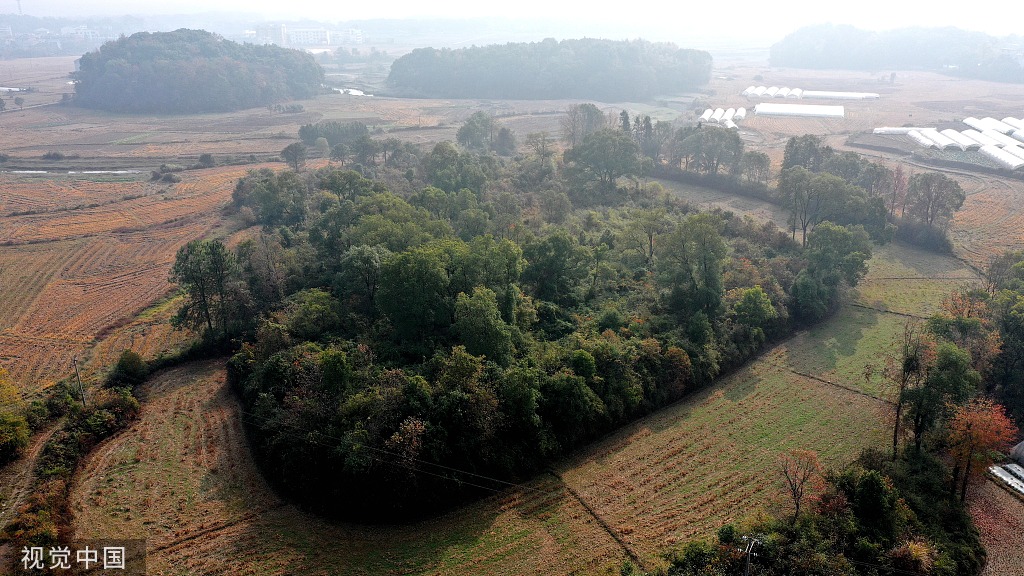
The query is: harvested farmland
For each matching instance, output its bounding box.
[0,165,267,394]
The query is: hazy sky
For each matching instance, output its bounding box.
[8,0,1023,40]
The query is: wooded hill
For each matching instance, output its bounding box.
[771,25,1024,83]
[386,38,712,101]
[72,29,324,113]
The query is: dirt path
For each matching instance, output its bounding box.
[970,479,1024,576]
[0,422,59,566]
[0,422,59,528]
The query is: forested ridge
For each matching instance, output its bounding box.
[771,24,1024,83]
[386,38,712,101]
[72,29,324,113]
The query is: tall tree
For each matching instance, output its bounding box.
[885,322,935,459]
[904,342,978,450]
[169,239,240,340]
[564,129,643,190]
[740,150,771,185]
[906,172,965,230]
[561,103,605,148]
[779,449,824,523]
[947,397,1018,502]
[281,142,307,171]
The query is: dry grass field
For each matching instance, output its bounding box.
[0,164,276,396]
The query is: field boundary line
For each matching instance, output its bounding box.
[848,302,929,320]
[764,361,894,406]
[545,469,648,572]
[149,504,289,555]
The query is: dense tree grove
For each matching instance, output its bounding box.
[386,38,712,101]
[164,117,890,520]
[771,24,1024,83]
[669,450,988,576]
[158,105,979,526]
[73,29,324,113]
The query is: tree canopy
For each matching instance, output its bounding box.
[73,29,324,113]
[386,38,711,101]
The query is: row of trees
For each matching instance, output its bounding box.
[73,29,324,113]
[386,38,712,101]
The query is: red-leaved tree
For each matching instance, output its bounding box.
[947,397,1019,502]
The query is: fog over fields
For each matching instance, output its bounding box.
[7,0,1023,44]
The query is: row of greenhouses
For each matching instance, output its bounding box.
[698,106,747,128]
[741,86,879,100]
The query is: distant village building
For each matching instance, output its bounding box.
[60,26,100,41]
[287,28,330,47]
[336,28,364,45]
[254,24,287,46]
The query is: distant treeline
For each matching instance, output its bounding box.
[72,29,324,114]
[771,25,1024,83]
[386,38,712,101]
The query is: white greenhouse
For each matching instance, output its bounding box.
[982,129,1023,148]
[734,107,747,121]
[710,108,725,123]
[962,117,989,131]
[962,129,1001,147]
[754,103,844,118]
[699,109,714,122]
[940,129,981,150]
[722,108,736,122]
[981,117,1016,134]
[1011,130,1024,144]
[801,90,880,100]
[765,86,780,98]
[920,128,959,150]
[1002,145,1024,162]
[1002,117,1024,131]
[980,145,1024,170]
[787,88,803,99]
[873,127,929,135]
[776,87,791,98]
[907,130,938,148]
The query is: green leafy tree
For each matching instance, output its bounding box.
[660,213,728,319]
[454,287,514,366]
[564,129,643,190]
[740,150,771,185]
[105,350,148,388]
[281,142,307,171]
[561,103,606,147]
[456,111,495,152]
[903,342,978,450]
[169,239,241,340]
[804,221,872,288]
[522,230,590,306]
[906,172,966,230]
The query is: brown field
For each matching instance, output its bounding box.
[0,164,274,396]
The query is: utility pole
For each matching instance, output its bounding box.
[72,357,87,408]
[741,536,761,576]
